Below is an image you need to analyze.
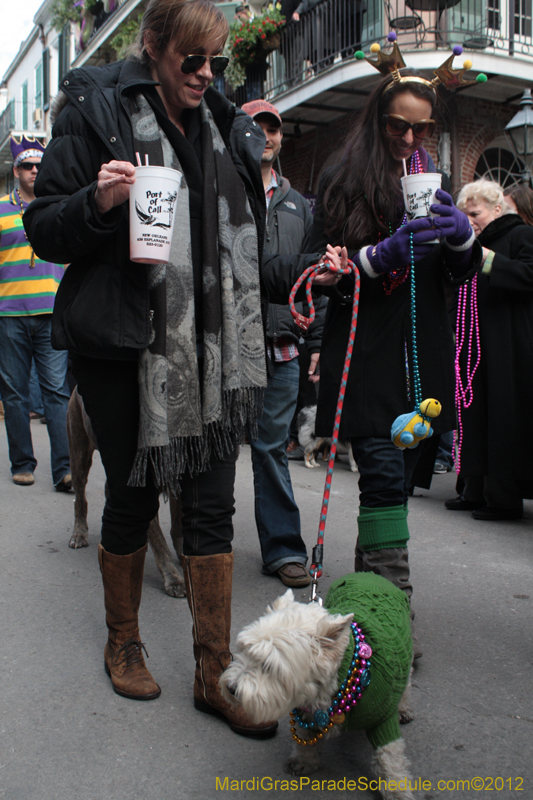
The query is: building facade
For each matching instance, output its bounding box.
[0,0,75,194]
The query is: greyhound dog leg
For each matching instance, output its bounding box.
[67,389,95,549]
[147,494,185,597]
[67,388,185,597]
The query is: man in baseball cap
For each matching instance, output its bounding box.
[241,99,282,127]
[241,100,327,588]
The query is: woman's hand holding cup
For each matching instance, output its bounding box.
[431,189,474,247]
[94,161,136,216]
[367,218,437,275]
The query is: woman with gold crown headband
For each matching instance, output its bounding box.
[304,35,485,659]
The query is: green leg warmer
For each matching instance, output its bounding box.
[357,505,410,552]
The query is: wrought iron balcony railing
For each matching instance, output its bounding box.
[69,0,533,104]
[224,0,533,104]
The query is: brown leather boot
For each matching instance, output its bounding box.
[181,552,278,739]
[98,544,161,700]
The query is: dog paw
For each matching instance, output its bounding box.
[399,707,414,724]
[69,531,89,549]
[284,758,317,777]
[163,572,186,598]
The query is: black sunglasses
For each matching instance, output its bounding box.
[179,54,229,76]
[382,114,436,140]
[18,161,40,171]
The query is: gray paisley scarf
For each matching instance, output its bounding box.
[127,94,266,491]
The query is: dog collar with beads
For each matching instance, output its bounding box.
[290,621,372,746]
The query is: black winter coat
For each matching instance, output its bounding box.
[24,59,321,362]
[459,213,533,486]
[304,167,482,439]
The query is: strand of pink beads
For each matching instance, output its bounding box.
[454,275,481,474]
[289,622,372,746]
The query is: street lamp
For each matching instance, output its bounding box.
[504,89,533,185]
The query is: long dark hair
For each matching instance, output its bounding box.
[503,184,533,226]
[322,71,437,248]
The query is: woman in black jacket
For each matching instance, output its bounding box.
[24,0,340,733]
[304,70,481,654]
[446,178,533,520]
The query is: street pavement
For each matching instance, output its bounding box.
[1,417,532,800]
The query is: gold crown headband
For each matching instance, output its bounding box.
[354,33,487,93]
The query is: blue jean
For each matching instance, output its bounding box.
[0,316,70,484]
[249,358,307,573]
[29,360,44,415]
[350,437,421,598]
[436,430,455,469]
[350,437,422,508]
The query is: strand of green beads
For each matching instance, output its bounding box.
[409,232,422,410]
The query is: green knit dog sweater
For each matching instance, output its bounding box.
[324,572,412,749]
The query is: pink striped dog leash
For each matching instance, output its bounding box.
[289,258,360,599]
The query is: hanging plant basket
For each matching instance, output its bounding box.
[228,4,286,69]
[260,31,281,53]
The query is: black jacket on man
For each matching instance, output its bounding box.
[24,58,321,362]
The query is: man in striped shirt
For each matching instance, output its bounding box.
[0,136,71,490]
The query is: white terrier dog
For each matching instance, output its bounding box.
[220,573,415,800]
[297,405,357,471]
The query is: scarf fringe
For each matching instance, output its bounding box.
[128,386,264,491]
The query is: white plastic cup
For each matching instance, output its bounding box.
[129,166,182,264]
[401,172,442,243]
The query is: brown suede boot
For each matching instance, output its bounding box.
[98,544,161,700]
[181,552,278,739]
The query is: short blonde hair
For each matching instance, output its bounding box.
[130,0,229,64]
[456,178,512,214]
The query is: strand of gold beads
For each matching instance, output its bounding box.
[289,621,372,747]
[290,713,334,745]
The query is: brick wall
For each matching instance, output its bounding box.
[280,94,516,195]
[454,96,515,186]
[279,113,354,195]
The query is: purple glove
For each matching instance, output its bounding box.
[359,217,437,277]
[430,189,474,248]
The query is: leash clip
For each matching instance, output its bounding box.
[310,579,323,606]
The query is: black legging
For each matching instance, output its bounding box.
[72,354,237,556]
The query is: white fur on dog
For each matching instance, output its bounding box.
[220,590,414,800]
[373,739,415,800]
[221,590,353,723]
